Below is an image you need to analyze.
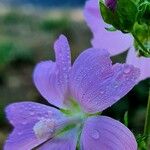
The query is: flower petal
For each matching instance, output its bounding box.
[33,35,71,107]
[4,102,63,150]
[84,0,133,55]
[38,128,78,150]
[69,48,140,113]
[81,116,137,150]
[126,47,150,81]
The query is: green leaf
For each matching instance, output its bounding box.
[123,111,128,127]
[99,0,138,32]
[116,0,138,31]
[99,1,121,29]
[138,48,150,57]
[136,134,147,150]
[137,0,150,25]
[133,23,150,57]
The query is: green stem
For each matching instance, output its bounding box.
[144,89,150,148]
[131,31,147,54]
[147,24,149,43]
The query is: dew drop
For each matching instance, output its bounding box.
[91,129,100,139]
[100,91,104,94]
[47,111,52,116]
[29,112,35,116]
[18,131,23,135]
[63,67,66,71]
[32,106,36,109]
[114,85,118,88]
[124,67,131,74]
[22,121,27,125]
[114,82,119,88]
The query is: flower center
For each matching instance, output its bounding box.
[33,100,101,139]
[33,116,83,139]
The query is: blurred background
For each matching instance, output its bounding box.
[0,0,149,149]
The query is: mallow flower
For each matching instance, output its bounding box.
[5,35,140,150]
[84,0,150,81]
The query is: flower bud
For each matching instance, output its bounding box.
[105,0,117,11]
[100,0,138,32]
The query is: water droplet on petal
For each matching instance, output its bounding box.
[114,85,118,88]
[63,67,66,71]
[100,91,104,94]
[29,112,35,116]
[18,131,23,135]
[124,67,131,74]
[114,82,119,88]
[91,129,100,139]
[22,121,27,125]
[47,111,52,116]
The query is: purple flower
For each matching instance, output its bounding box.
[5,35,140,150]
[84,0,133,56]
[127,47,150,81]
[84,0,150,81]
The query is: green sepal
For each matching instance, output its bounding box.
[99,1,121,29]
[99,0,138,32]
[116,0,138,31]
[137,0,150,25]
[133,23,150,57]
[138,48,150,57]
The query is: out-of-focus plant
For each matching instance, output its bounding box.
[100,0,150,57]
[0,42,14,68]
[40,18,70,32]
[84,0,150,149]
[100,0,150,148]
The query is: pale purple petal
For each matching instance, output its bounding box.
[33,35,71,107]
[69,48,140,113]
[33,61,66,107]
[38,128,78,150]
[81,116,137,150]
[4,102,63,150]
[84,0,133,56]
[126,47,150,81]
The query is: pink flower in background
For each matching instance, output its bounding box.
[126,47,150,81]
[84,0,150,81]
[5,35,139,150]
[84,0,133,56]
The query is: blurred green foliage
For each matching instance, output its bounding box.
[0,7,91,148]
[0,42,15,66]
[40,18,70,31]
